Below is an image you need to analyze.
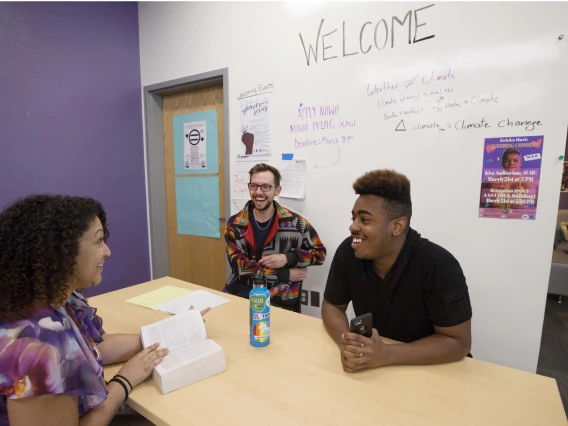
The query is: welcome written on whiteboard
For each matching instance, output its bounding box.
[299,4,436,66]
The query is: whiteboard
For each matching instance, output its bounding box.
[139,1,568,372]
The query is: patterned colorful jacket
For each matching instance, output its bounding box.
[222,201,326,308]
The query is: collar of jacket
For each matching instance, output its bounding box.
[232,200,293,227]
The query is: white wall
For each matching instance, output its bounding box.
[138,1,568,373]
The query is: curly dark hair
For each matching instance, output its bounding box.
[0,194,109,319]
[353,169,412,222]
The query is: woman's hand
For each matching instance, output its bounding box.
[190,305,211,320]
[116,343,168,388]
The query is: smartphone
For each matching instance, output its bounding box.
[349,313,373,338]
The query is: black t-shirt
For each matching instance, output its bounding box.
[251,205,276,261]
[324,231,472,343]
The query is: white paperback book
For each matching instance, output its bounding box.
[140,309,226,394]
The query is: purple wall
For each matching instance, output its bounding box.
[0,2,149,296]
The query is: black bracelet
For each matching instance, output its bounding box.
[113,374,133,392]
[109,377,129,402]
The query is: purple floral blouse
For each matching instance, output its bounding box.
[0,291,108,424]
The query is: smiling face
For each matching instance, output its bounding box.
[502,153,522,172]
[249,171,281,212]
[349,195,407,261]
[70,217,111,290]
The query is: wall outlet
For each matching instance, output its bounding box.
[300,289,308,305]
[310,291,320,307]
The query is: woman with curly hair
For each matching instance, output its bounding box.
[0,194,170,425]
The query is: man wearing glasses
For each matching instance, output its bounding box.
[222,163,326,312]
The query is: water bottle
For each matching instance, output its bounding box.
[250,269,270,347]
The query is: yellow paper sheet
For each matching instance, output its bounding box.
[125,285,193,310]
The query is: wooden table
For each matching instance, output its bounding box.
[92,277,567,425]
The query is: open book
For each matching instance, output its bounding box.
[140,309,226,394]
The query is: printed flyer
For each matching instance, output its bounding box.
[479,135,543,220]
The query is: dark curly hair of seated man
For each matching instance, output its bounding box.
[352,169,412,222]
[0,194,109,319]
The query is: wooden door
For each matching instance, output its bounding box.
[162,85,226,290]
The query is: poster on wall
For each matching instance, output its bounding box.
[561,162,568,192]
[279,159,307,199]
[183,120,207,170]
[231,198,248,216]
[173,109,219,175]
[236,94,271,161]
[479,135,544,220]
[230,172,250,199]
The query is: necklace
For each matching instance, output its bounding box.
[254,210,274,231]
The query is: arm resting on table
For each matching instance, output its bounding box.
[98,333,143,365]
[321,299,350,347]
[381,319,472,367]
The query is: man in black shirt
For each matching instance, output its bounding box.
[322,169,472,372]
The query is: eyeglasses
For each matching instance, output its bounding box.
[248,183,273,192]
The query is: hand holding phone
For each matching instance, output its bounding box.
[349,313,373,338]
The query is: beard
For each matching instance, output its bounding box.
[255,198,273,211]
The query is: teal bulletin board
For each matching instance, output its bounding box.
[175,176,220,238]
